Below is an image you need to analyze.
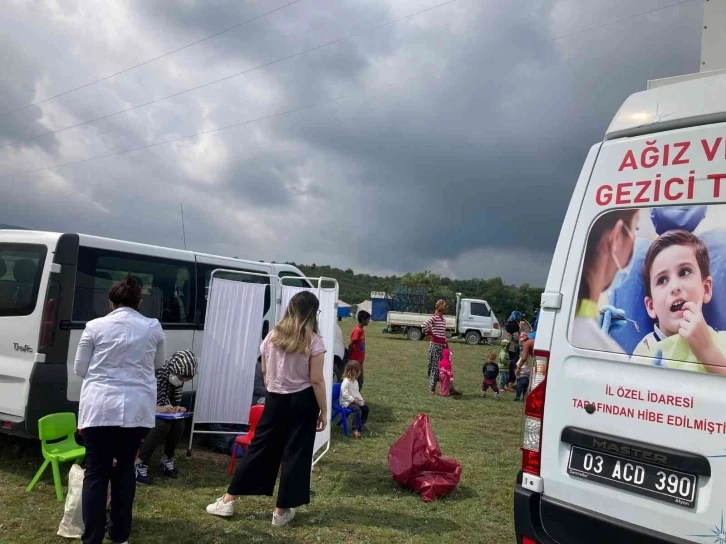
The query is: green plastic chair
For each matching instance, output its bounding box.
[26,413,86,501]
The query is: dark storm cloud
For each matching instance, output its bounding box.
[0,0,703,286]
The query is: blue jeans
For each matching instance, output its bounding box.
[347,403,369,431]
[516,377,530,401]
[499,370,510,390]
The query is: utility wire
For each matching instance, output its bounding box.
[0,0,302,118]
[550,0,696,42]
[0,0,459,151]
[0,0,698,180]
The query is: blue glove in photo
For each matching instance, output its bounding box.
[599,305,627,334]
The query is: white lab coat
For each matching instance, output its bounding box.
[74,307,166,429]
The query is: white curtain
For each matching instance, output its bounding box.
[194,279,267,424]
[279,285,337,457]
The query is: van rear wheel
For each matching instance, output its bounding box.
[407,327,424,341]
[465,331,481,345]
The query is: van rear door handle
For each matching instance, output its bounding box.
[540,292,562,310]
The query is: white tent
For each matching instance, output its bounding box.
[355,300,372,315]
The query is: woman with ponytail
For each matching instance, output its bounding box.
[206,291,327,527]
[74,276,166,544]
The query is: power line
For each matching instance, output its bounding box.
[0,76,403,180]
[0,0,302,118]
[0,0,460,151]
[0,0,698,180]
[551,0,697,42]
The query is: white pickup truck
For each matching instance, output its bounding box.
[384,294,502,345]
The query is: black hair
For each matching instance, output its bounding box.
[109,275,143,310]
[357,310,371,323]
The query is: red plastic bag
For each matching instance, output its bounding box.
[388,413,462,502]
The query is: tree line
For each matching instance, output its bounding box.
[290,264,543,322]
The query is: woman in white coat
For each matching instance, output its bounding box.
[74,277,166,544]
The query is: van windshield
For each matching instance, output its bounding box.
[0,244,47,317]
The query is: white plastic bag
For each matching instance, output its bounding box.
[57,464,84,538]
[57,464,112,539]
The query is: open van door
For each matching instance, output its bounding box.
[0,233,54,432]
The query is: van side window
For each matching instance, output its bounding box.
[73,247,195,325]
[198,266,270,324]
[470,302,491,317]
[570,204,726,374]
[278,271,312,288]
[0,244,47,317]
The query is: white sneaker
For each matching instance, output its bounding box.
[206,497,235,517]
[272,508,295,527]
[479,391,485,398]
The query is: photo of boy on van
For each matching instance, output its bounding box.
[634,229,726,373]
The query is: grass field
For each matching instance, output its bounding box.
[0,321,523,544]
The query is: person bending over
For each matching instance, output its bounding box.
[135,350,198,484]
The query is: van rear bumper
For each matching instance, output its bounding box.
[0,363,78,439]
[514,471,691,544]
[513,473,557,544]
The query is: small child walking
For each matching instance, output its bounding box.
[340,361,369,439]
[497,339,510,393]
[480,352,501,399]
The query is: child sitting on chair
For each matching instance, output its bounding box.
[135,350,198,484]
[340,361,370,439]
[438,348,462,397]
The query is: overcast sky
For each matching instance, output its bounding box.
[0,0,703,285]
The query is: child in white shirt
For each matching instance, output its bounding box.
[340,361,369,439]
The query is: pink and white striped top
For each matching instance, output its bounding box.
[422,314,447,344]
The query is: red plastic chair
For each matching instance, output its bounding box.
[227,405,265,475]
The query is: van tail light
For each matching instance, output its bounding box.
[39,276,60,352]
[521,349,549,477]
[493,322,500,329]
